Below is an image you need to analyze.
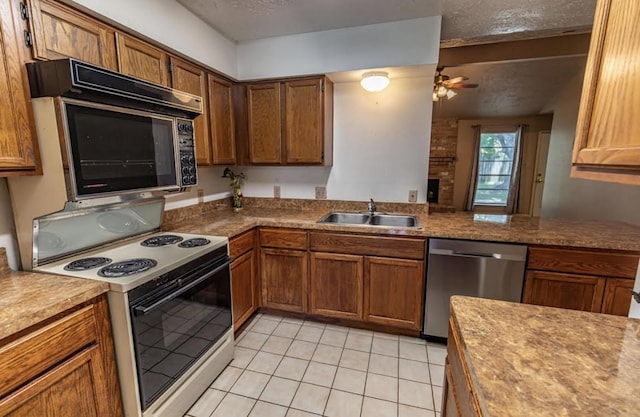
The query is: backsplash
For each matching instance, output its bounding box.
[162,197,429,229]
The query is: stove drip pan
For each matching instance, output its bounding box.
[178,238,211,248]
[98,258,157,277]
[64,257,112,271]
[141,235,184,247]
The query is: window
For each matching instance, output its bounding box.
[473,131,518,206]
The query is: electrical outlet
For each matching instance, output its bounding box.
[315,186,327,200]
[408,189,418,203]
[197,188,204,204]
[273,185,281,199]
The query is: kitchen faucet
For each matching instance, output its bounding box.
[368,198,376,215]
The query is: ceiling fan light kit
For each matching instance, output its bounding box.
[432,66,477,102]
[360,71,390,92]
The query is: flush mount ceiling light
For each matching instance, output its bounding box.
[360,71,390,92]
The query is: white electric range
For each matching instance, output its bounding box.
[33,199,234,417]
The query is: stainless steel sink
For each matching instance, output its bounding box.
[317,212,419,228]
[370,214,418,227]
[318,212,370,225]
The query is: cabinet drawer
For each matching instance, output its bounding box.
[260,228,307,250]
[0,305,97,398]
[230,229,256,258]
[528,247,639,278]
[309,232,425,260]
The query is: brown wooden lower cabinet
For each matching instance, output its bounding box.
[231,250,258,330]
[309,252,364,320]
[0,295,123,417]
[442,319,481,417]
[602,278,635,316]
[364,256,424,330]
[523,270,606,313]
[524,246,639,316]
[261,248,308,312]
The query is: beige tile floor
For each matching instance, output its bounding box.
[185,313,446,417]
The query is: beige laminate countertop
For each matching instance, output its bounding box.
[0,252,108,342]
[166,208,640,252]
[449,296,640,417]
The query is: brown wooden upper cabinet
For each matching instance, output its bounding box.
[572,0,640,185]
[169,57,210,165]
[245,76,333,166]
[116,33,169,86]
[247,82,282,163]
[208,74,236,165]
[27,0,117,70]
[0,0,40,174]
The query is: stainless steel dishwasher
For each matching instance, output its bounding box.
[423,239,527,339]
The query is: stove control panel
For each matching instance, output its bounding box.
[177,119,197,187]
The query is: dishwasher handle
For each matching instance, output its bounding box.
[429,248,526,262]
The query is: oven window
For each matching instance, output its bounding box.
[65,103,177,197]
[130,267,231,410]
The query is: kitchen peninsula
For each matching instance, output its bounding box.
[444,296,640,417]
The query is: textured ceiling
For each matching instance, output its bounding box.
[178,0,442,42]
[431,55,587,119]
[441,0,596,45]
[178,0,595,44]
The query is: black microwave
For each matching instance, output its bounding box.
[27,59,202,201]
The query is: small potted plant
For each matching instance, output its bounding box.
[222,168,246,211]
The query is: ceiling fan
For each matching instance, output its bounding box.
[433,66,478,101]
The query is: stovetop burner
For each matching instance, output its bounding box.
[64,257,112,271]
[178,238,211,248]
[98,258,157,277]
[141,234,184,247]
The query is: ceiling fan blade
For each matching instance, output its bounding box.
[444,76,468,85]
[449,83,479,89]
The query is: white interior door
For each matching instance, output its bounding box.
[530,130,551,217]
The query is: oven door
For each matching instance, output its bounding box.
[60,98,181,200]
[129,255,232,411]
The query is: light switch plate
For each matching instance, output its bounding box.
[273,186,281,199]
[315,186,327,200]
[408,190,418,203]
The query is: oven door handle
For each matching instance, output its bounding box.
[133,258,232,316]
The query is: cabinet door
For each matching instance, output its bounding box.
[261,248,307,312]
[442,363,460,417]
[523,271,605,313]
[364,257,424,330]
[208,74,236,165]
[247,83,282,163]
[572,0,640,185]
[602,278,634,316]
[28,0,117,70]
[0,346,109,416]
[310,252,364,320]
[116,33,168,86]
[284,78,323,164]
[170,57,210,165]
[0,0,39,172]
[231,250,258,329]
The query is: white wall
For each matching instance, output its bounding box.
[241,76,433,203]
[64,0,238,78]
[541,70,640,225]
[237,17,441,79]
[0,180,20,270]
